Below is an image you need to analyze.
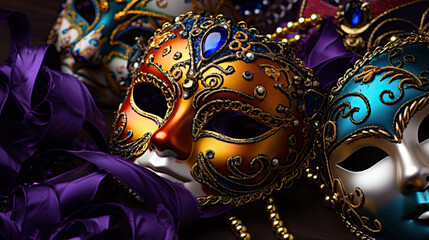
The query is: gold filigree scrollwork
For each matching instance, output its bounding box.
[130,72,176,125]
[344,127,392,145]
[229,31,251,54]
[393,94,429,142]
[258,64,295,111]
[355,65,426,105]
[328,92,371,125]
[191,152,275,197]
[201,73,224,88]
[194,152,308,206]
[192,99,293,143]
[329,34,429,101]
[170,60,190,81]
[388,47,416,67]
[332,178,382,234]
[110,112,152,159]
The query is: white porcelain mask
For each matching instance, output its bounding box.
[321,34,429,239]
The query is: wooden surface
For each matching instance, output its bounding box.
[0,1,357,239]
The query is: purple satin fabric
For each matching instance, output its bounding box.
[0,10,107,196]
[294,18,358,88]
[1,150,201,239]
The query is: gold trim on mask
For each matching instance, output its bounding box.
[130,72,176,126]
[110,112,153,159]
[192,99,294,144]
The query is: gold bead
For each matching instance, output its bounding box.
[236,225,247,232]
[298,17,305,24]
[280,233,293,239]
[277,227,285,234]
[390,35,397,42]
[286,22,294,28]
[267,204,277,212]
[266,197,274,204]
[269,212,280,220]
[281,39,288,43]
[294,34,301,41]
[239,232,251,239]
[310,14,318,20]
[231,219,241,226]
[312,175,318,180]
[276,27,283,34]
[273,220,283,228]
[100,0,109,12]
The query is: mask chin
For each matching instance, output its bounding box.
[135,150,207,198]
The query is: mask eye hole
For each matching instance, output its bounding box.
[203,111,271,139]
[115,28,154,46]
[418,115,429,143]
[132,83,167,118]
[337,146,388,172]
[74,0,96,25]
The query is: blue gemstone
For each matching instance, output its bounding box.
[344,1,364,26]
[127,130,132,136]
[202,27,228,58]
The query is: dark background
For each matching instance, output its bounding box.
[0,1,357,239]
[0,1,61,62]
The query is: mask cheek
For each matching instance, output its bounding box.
[187,130,292,193]
[331,154,399,217]
[111,104,160,160]
[106,55,130,87]
[54,14,82,51]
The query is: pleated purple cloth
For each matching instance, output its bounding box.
[293,18,358,88]
[0,13,108,197]
[1,150,201,239]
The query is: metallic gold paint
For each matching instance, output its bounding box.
[111,13,318,206]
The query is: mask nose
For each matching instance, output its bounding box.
[149,99,194,160]
[399,144,429,193]
[70,27,106,68]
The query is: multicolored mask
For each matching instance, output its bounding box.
[110,13,322,206]
[320,34,429,239]
[48,0,223,108]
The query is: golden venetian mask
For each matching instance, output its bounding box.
[110,12,323,206]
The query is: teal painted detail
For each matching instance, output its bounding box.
[327,43,429,147]
[364,190,429,240]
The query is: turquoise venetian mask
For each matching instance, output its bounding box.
[49,0,222,107]
[320,34,429,239]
